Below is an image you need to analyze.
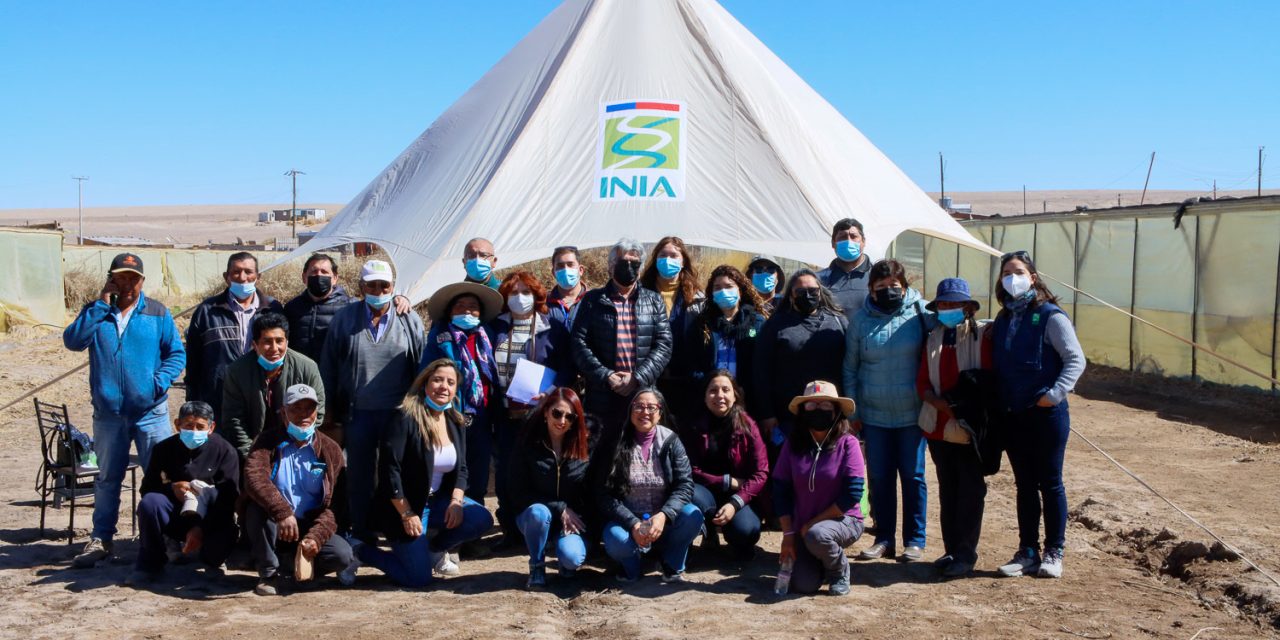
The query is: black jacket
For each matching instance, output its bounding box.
[570,283,673,392]
[140,432,241,530]
[594,425,694,529]
[752,308,847,421]
[508,439,593,533]
[282,285,355,363]
[374,410,469,542]
[184,290,284,412]
[688,305,767,407]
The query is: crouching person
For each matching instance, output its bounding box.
[128,401,239,585]
[242,384,354,596]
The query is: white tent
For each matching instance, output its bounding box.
[281,0,995,302]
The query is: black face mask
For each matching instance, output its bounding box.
[613,259,641,287]
[307,275,333,298]
[793,288,821,314]
[797,409,837,434]
[873,287,905,311]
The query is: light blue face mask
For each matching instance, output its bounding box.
[937,308,967,328]
[465,258,492,281]
[365,292,393,309]
[712,287,740,310]
[179,429,209,450]
[286,422,316,442]
[656,257,682,279]
[836,239,861,262]
[554,267,580,289]
[257,354,285,371]
[451,314,481,331]
[752,271,777,295]
[423,394,452,412]
[229,280,256,299]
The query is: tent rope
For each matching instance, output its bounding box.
[1070,426,1280,588]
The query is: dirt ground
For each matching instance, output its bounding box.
[2,329,1280,640]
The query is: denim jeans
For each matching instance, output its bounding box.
[134,492,236,572]
[91,405,170,542]
[862,424,927,549]
[345,408,394,539]
[359,496,492,587]
[1004,402,1070,552]
[690,483,761,558]
[603,502,704,580]
[516,504,587,571]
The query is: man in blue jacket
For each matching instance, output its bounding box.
[63,253,186,568]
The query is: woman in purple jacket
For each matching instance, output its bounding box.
[773,380,866,596]
[685,371,770,559]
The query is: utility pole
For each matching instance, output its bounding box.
[1260,146,1266,197]
[72,176,89,245]
[1022,185,1027,215]
[1213,179,1217,199]
[284,169,306,238]
[1042,200,1047,214]
[939,152,946,205]
[1117,194,1122,207]
[1140,151,1156,205]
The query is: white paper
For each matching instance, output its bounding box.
[506,359,556,405]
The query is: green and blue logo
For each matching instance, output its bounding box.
[596,101,685,201]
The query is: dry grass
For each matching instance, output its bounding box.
[62,268,103,311]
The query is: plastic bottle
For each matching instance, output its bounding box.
[774,558,794,595]
[638,513,652,553]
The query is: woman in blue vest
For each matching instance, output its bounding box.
[991,251,1085,580]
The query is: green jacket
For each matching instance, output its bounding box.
[221,349,325,456]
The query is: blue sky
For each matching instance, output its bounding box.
[1,1,1275,209]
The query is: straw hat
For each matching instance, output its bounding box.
[788,380,855,417]
[425,281,505,324]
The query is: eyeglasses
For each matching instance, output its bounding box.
[466,251,495,260]
[631,403,662,414]
[1000,250,1032,264]
[549,408,577,422]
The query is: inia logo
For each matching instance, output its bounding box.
[595,101,686,201]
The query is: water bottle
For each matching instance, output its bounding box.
[774,558,794,595]
[638,513,652,553]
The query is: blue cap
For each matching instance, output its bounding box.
[926,277,980,311]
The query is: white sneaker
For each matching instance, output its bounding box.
[433,551,461,577]
[1037,548,1063,578]
[997,548,1041,577]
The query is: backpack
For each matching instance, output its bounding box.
[55,423,96,468]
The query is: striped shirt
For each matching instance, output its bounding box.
[610,285,638,373]
[494,316,534,387]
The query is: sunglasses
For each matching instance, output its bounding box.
[1000,250,1032,265]
[549,408,577,422]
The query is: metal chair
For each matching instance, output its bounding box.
[34,398,139,543]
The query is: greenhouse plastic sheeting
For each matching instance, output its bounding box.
[1132,218,1195,377]
[64,247,238,305]
[0,229,64,329]
[1194,211,1279,387]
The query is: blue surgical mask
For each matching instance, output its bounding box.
[451,314,481,331]
[712,287,740,310]
[365,292,393,309]
[257,354,284,371]
[179,429,209,450]
[554,267,580,289]
[465,258,492,281]
[423,394,452,412]
[229,280,256,299]
[286,422,316,442]
[752,272,777,295]
[938,308,967,328]
[656,257,682,279]
[836,239,861,262]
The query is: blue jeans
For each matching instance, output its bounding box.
[135,492,236,571]
[463,404,493,504]
[345,408,394,539]
[91,405,170,542]
[516,504,587,571]
[603,502,703,580]
[1004,402,1070,552]
[690,483,761,558]
[359,496,492,587]
[862,424,927,549]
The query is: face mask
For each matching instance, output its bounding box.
[796,409,837,434]
[451,313,481,331]
[613,259,641,287]
[793,288,821,314]
[554,267,580,289]
[656,257,682,279]
[712,287,740,310]
[229,280,256,299]
[937,308,967,328]
[465,258,492,282]
[423,393,452,412]
[752,271,777,295]
[365,292,393,309]
[1002,273,1033,298]
[873,287,905,311]
[257,354,285,371]
[836,239,861,262]
[179,429,209,450]
[286,422,316,442]
[306,275,333,298]
[507,293,535,315]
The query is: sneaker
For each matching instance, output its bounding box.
[124,568,160,586]
[828,563,851,596]
[432,551,461,577]
[73,538,112,568]
[660,565,686,584]
[254,576,280,596]
[614,571,638,584]
[1037,548,1064,579]
[942,560,975,578]
[857,541,894,560]
[527,561,547,590]
[997,548,1041,577]
[447,551,461,564]
[932,554,955,570]
[338,554,361,586]
[898,546,924,562]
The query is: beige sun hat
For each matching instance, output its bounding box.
[788,380,855,417]
[425,281,505,324]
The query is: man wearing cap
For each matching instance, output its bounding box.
[462,237,501,290]
[282,252,414,363]
[746,254,786,314]
[241,384,354,595]
[185,252,284,423]
[817,218,871,318]
[319,259,426,540]
[221,311,326,459]
[64,252,187,568]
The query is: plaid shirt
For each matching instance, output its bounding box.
[609,283,638,373]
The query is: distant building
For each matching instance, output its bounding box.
[269,208,327,222]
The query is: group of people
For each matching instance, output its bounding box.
[61,219,1084,597]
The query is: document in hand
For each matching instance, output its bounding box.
[506,359,557,404]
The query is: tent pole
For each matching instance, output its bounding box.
[1272,218,1280,394]
[1191,215,1201,381]
[1129,218,1140,372]
[1072,221,1082,322]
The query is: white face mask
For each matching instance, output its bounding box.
[508,293,535,315]
[1002,273,1033,298]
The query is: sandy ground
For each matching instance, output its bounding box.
[2,329,1280,639]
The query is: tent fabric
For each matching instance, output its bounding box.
[279,0,994,303]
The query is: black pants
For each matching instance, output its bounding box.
[690,484,762,558]
[244,502,353,579]
[927,439,987,564]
